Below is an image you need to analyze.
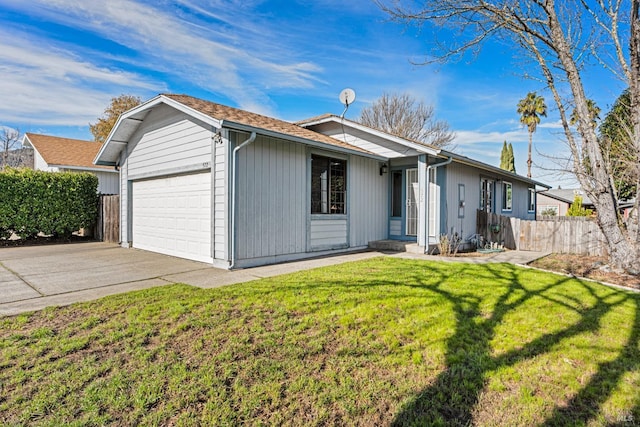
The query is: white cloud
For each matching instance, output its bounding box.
[0,28,161,126]
[0,0,326,116]
[453,129,530,147]
[538,120,564,129]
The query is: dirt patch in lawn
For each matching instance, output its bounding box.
[530,253,640,290]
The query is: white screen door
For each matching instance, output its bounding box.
[406,168,418,236]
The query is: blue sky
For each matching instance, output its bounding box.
[0,0,628,186]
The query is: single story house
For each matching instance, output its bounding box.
[22,133,119,194]
[95,94,549,268]
[536,188,594,216]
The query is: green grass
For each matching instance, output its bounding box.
[1,257,639,426]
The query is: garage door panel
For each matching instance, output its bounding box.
[132,172,212,263]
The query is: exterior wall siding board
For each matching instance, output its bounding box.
[127,105,212,178]
[443,162,478,240]
[235,135,306,261]
[120,150,128,245]
[510,180,535,219]
[294,144,305,253]
[310,218,348,249]
[348,155,388,247]
[94,171,119,194]
[213,135,226,260]
[444,162,536,242]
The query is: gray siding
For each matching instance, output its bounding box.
[127,104,212,178]
[120,150,128,245]
[234,138,387,263]
[348,155,388,246]
[94,171,119,194]
[441,162,477,240]
[235,135,307,261]
[213,134,227,260]
[309,218,348,250]
[443,162,535,241]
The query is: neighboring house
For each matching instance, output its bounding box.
[1,147,34,169]
[95,94,549,268]
[536,188,594,216]
[22,133,118,194]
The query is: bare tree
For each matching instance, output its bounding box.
[376,0,640,274]
[1,127,21,169]
[358,92,455,148]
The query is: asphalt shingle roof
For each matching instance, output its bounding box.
[25,133,111,170]
[163,94,375,155]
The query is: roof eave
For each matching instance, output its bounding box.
[298,114,440,156]
[94,94,223,166]
[221,120,387,161]
[439,150,551,189]
[52,164,118,173]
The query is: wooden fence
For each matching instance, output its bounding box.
[477,210,606,256]
[96,195,119,243]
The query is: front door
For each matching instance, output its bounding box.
[406,168,418,236]
[389,167,419,240]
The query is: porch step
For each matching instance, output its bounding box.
[368,240,424,254]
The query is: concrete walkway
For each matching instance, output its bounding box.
[0,242,549,317]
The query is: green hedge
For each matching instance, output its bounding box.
[0,168,99,239]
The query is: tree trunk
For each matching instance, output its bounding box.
[630,1,640,250]
[527,132,532,178]
[547,3,640,274]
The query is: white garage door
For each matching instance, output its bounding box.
[132,172,212,263]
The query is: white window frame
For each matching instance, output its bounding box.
[480,178,494,213]
[538,205,559,215]
[502,181,513,212]
[528,188,536,212]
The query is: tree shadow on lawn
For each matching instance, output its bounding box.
[391,262,640,426]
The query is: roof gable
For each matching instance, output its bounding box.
[297,114,440,157]
[24,133,113,171]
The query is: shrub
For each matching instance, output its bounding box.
[438,233,462,256]
[567,195,593,217]
[0,168,98,238]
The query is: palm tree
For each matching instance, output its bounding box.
[517,92,547,178]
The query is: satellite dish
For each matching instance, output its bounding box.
[339,88,356,107]
[339,88,356,120]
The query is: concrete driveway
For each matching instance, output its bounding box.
[0,242,381,316]
[0,242,549,317]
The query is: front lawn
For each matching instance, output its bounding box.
[1,258,638,426]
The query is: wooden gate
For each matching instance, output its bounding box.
[96,195,119,243]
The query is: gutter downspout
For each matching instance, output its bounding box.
[229,131,257,269]
[424,156,453,254]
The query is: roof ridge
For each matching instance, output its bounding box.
[160,94,376,156]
